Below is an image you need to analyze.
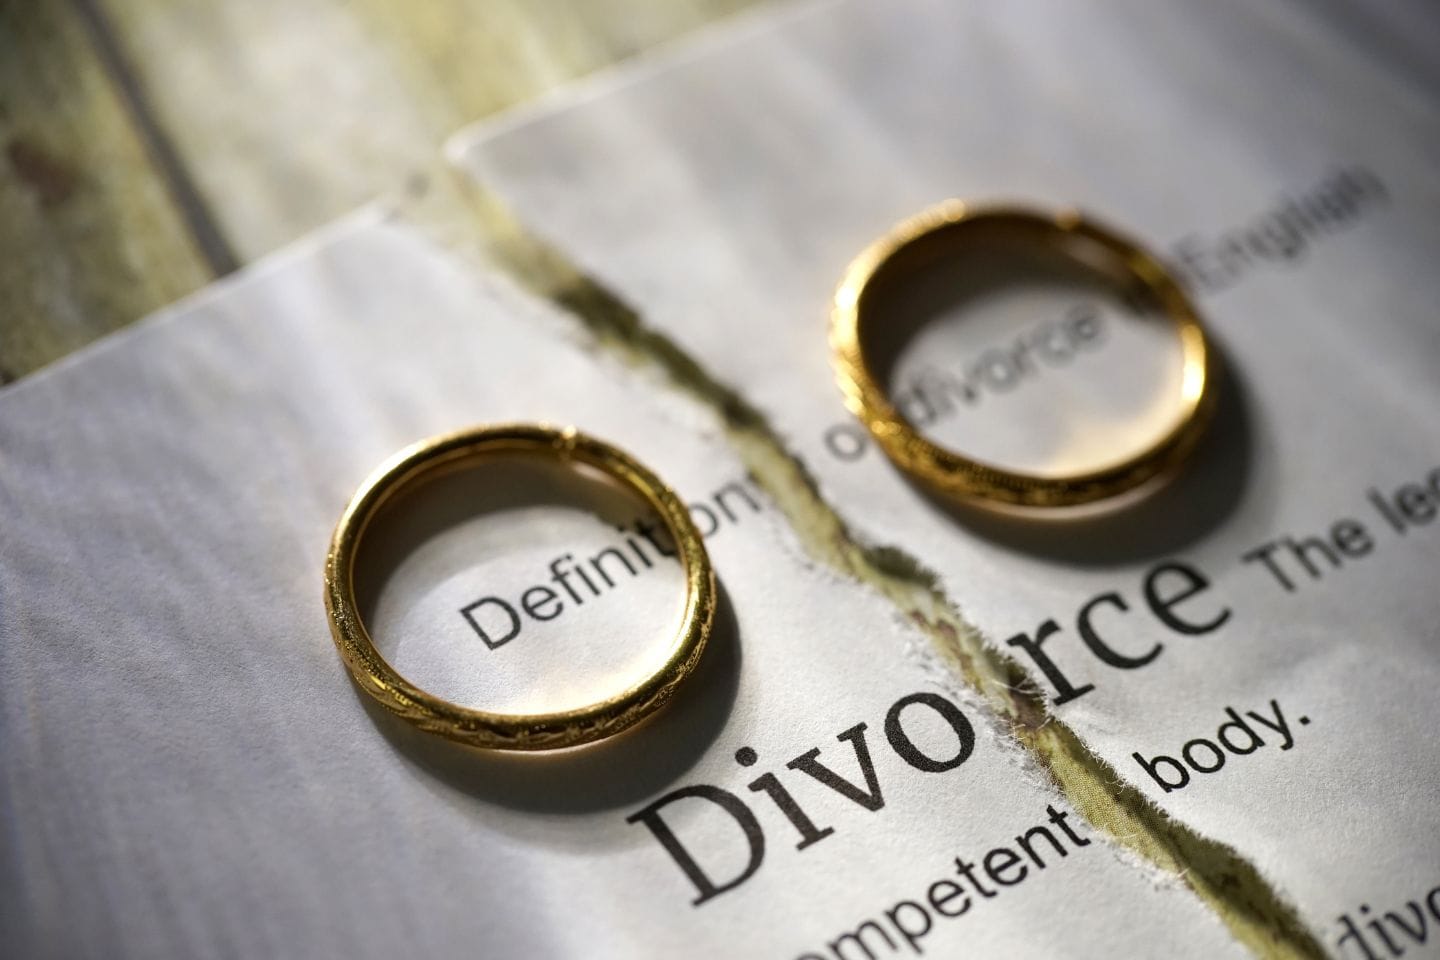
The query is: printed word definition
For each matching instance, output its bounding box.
[459,478,761,650]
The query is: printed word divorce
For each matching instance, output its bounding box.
[822,304,1106,462]
[627,691,978,906]
[1335,879,1440,959]
[1002,559,1231,706]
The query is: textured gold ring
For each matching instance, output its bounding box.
[830,202,1216,508]
[324,423,716,751]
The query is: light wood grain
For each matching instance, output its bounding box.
[1,0,756,380]
[0,0,213,381]
[100,0,757,263]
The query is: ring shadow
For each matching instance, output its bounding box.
[357,576,742,814]
[900,342,1256,567]
[853,236,1255,566]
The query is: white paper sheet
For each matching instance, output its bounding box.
[452,0,1440,951]
[0,213,1250,958]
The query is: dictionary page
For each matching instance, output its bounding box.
[452,0,1440,953]
[0,214,1247,958]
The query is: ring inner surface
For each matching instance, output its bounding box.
[858,218,1190,480]
[351,450,689,718]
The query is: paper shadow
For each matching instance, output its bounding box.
[359,577,741,814]
[904,343,1254,567]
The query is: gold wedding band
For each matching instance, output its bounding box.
[830,202,1216,508]
[324,423,716,751]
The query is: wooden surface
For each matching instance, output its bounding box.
[0,0,757,381]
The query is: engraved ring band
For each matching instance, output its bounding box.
[324,423,717,751]
[830,202,1217,508]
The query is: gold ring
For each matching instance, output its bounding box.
[323,423,717,751]
[830,201,1216,508]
